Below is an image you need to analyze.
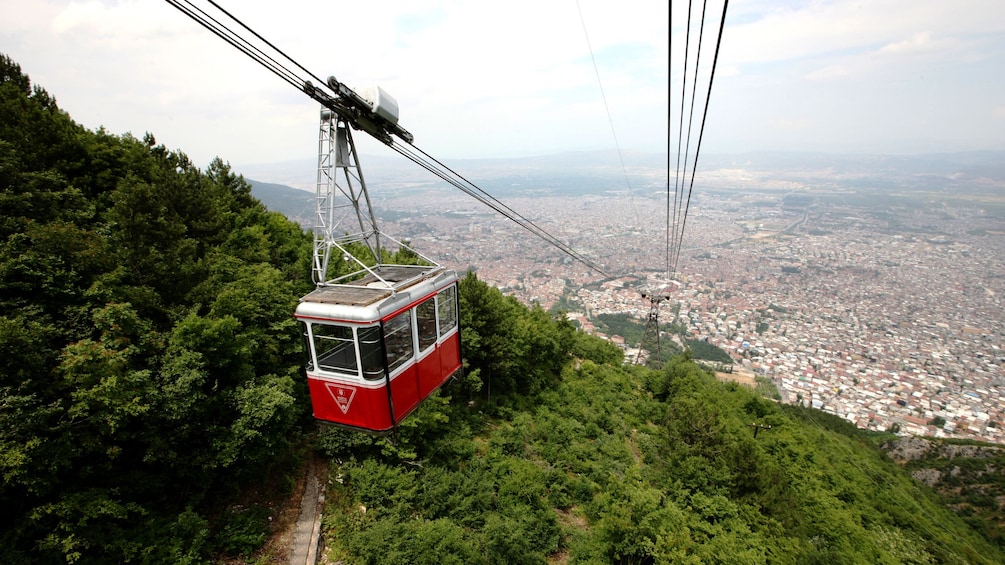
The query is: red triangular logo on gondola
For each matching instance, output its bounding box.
[325,383,357,414]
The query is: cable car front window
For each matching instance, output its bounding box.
[437,285,458,337]
[383,311,414,373]
[312,323,358,376]
[416,298,437,352]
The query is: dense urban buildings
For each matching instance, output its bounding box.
[377,164,1005,444]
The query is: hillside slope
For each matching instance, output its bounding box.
[247,178,313,227]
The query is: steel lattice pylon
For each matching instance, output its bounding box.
[312,109,384,286]
[635,291,672,369]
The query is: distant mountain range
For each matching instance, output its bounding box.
[245,149,1005,219]
[246,179,313,227]
[702,150,1005,185]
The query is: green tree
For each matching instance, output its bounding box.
[459,271,575,404]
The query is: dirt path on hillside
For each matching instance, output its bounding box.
[289,457,326,565]
[716,366,757,387]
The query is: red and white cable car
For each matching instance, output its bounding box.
[298,95,461,433]
[296,265,461,433]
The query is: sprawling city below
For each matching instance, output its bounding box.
[256,151,1005,443]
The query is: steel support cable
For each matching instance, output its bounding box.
[574,0,639,235]
[665,1,674,282]
[664,181,672,280]
[673,0,729,276]
[167,0,354,116]
[390,140,613,279]
[670,0,694,279]
[671,0,710,278]
[392,142,611,278]
[203,0,330,89]
[167,0,306,91]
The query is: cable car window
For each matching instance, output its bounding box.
[312,323,358,375]
[437,285,458,337]
[416,298,437,352]
[358,325,385,381]
[383,311,414,373]
[301,323,314,371]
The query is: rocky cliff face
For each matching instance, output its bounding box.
[882,436,1005,545]
[883,436,1004,463]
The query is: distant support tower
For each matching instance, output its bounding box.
[635,290,673,369]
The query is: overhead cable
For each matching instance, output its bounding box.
[667,0,729,280]
[672,0,729,277]
[390,140,612,279]
[671,0,707,279]
[575,0,639,234]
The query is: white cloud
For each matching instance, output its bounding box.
[723,0,1005,65]
[805,64,851,82]
[877,31,936,55]
[52,0,156,36]
[771,117,812,131]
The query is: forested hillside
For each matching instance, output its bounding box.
[0,54,314,562]
[3,53,1004,564]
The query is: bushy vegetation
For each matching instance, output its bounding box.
[0,54,313,562]
[685,337,734,364]
[593,313,645,344]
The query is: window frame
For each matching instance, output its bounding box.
[436,284,458,338]
[416,297,438,353]
[309,321,360,379]
[357,324,386,381]
[383,309,414,375]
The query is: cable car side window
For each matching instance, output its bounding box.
[358,325,385,381]
[384,311,414,373]
[437,285,458,337]
[312,323,358,375]
[301,323,315,371]
[416,298,437,352]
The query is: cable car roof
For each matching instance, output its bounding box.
[295,265,456,323]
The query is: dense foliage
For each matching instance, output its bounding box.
[0,54,313,562]
[318,274,1005,564]
[593,313,646,345]
[685,337,734,364]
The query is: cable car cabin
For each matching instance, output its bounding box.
[295,265,461,434]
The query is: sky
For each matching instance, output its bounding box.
[2,0,1004,170]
